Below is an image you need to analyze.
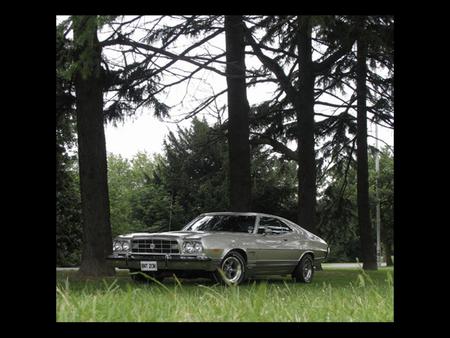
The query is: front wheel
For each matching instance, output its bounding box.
[213,251,247,285]
[292,254,314,283]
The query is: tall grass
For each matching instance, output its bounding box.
[56,268,393,322]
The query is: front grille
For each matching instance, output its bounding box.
[131,238,179,254]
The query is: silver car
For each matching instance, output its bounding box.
[107,212,329,285]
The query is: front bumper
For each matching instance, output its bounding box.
[107,253,220,272]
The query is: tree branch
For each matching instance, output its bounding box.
[101,28,227,77]
[313,37,356,75]
[242,22,299,110]
[250,132,298,161]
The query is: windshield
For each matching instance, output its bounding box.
[183,215,256,233]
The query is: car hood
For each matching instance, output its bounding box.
[117,231,212,241]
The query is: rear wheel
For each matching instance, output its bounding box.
[213,251,247,285]
[292,254,314,283]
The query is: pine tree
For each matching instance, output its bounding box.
[72,16,114,277]
[225,15,252,211]
[244,16,356,234]
[356,28,377,270]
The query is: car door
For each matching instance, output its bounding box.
[251,216,300,274]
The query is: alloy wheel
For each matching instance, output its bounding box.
[221,256,243,284]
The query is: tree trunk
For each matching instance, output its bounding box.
[296,17,317,234]
[297,17,321,271]
[225,15,251,211]
[356,35,377,270]
[73,16,115,277]
[382,226,394,266]
[385,241,393,266]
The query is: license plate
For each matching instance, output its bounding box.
[140,261,157,271]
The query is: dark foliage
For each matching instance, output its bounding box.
[56,31,83,266]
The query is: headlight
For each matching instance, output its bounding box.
[183,242,194,253]
[194,242,203,253]
[113,241,122,251]
[183,241,203,254]
[113,240,130,252]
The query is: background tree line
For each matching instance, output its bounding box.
[57,116,393,266]
[56,15,393,273]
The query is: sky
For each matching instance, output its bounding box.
[103,95,393,160]
[58,15,394,160]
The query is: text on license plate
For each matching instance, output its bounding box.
[140,261,157,271]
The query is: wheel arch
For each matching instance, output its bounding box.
[223,248,248,263]
[298,250,315,263]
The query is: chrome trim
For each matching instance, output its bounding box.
[128,252,208,259]
[248,259,299,262]
[130,253,190,256]
[131,238,180,254]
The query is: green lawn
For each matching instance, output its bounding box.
[56,266,393,322]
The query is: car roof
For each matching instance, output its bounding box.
[192,212,312,234]
[201,211,295,222]
[194,212,321,238]
[202,211,265,216]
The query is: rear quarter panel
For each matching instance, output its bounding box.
[297,228,328,261]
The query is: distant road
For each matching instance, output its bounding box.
[56,262,389,272]
[322,262,387,269]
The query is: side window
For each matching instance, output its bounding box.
[217,215,256,233]
[258,217,292,235]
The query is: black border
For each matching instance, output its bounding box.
[12,9,422,336]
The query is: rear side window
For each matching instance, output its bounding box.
[258,217,292,235]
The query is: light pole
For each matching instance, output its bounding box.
[168,191,173,232]
[375,123,381,267]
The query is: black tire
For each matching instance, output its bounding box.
[130,270,164,284]
[292,254,314,283]
[213,251,247,286]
